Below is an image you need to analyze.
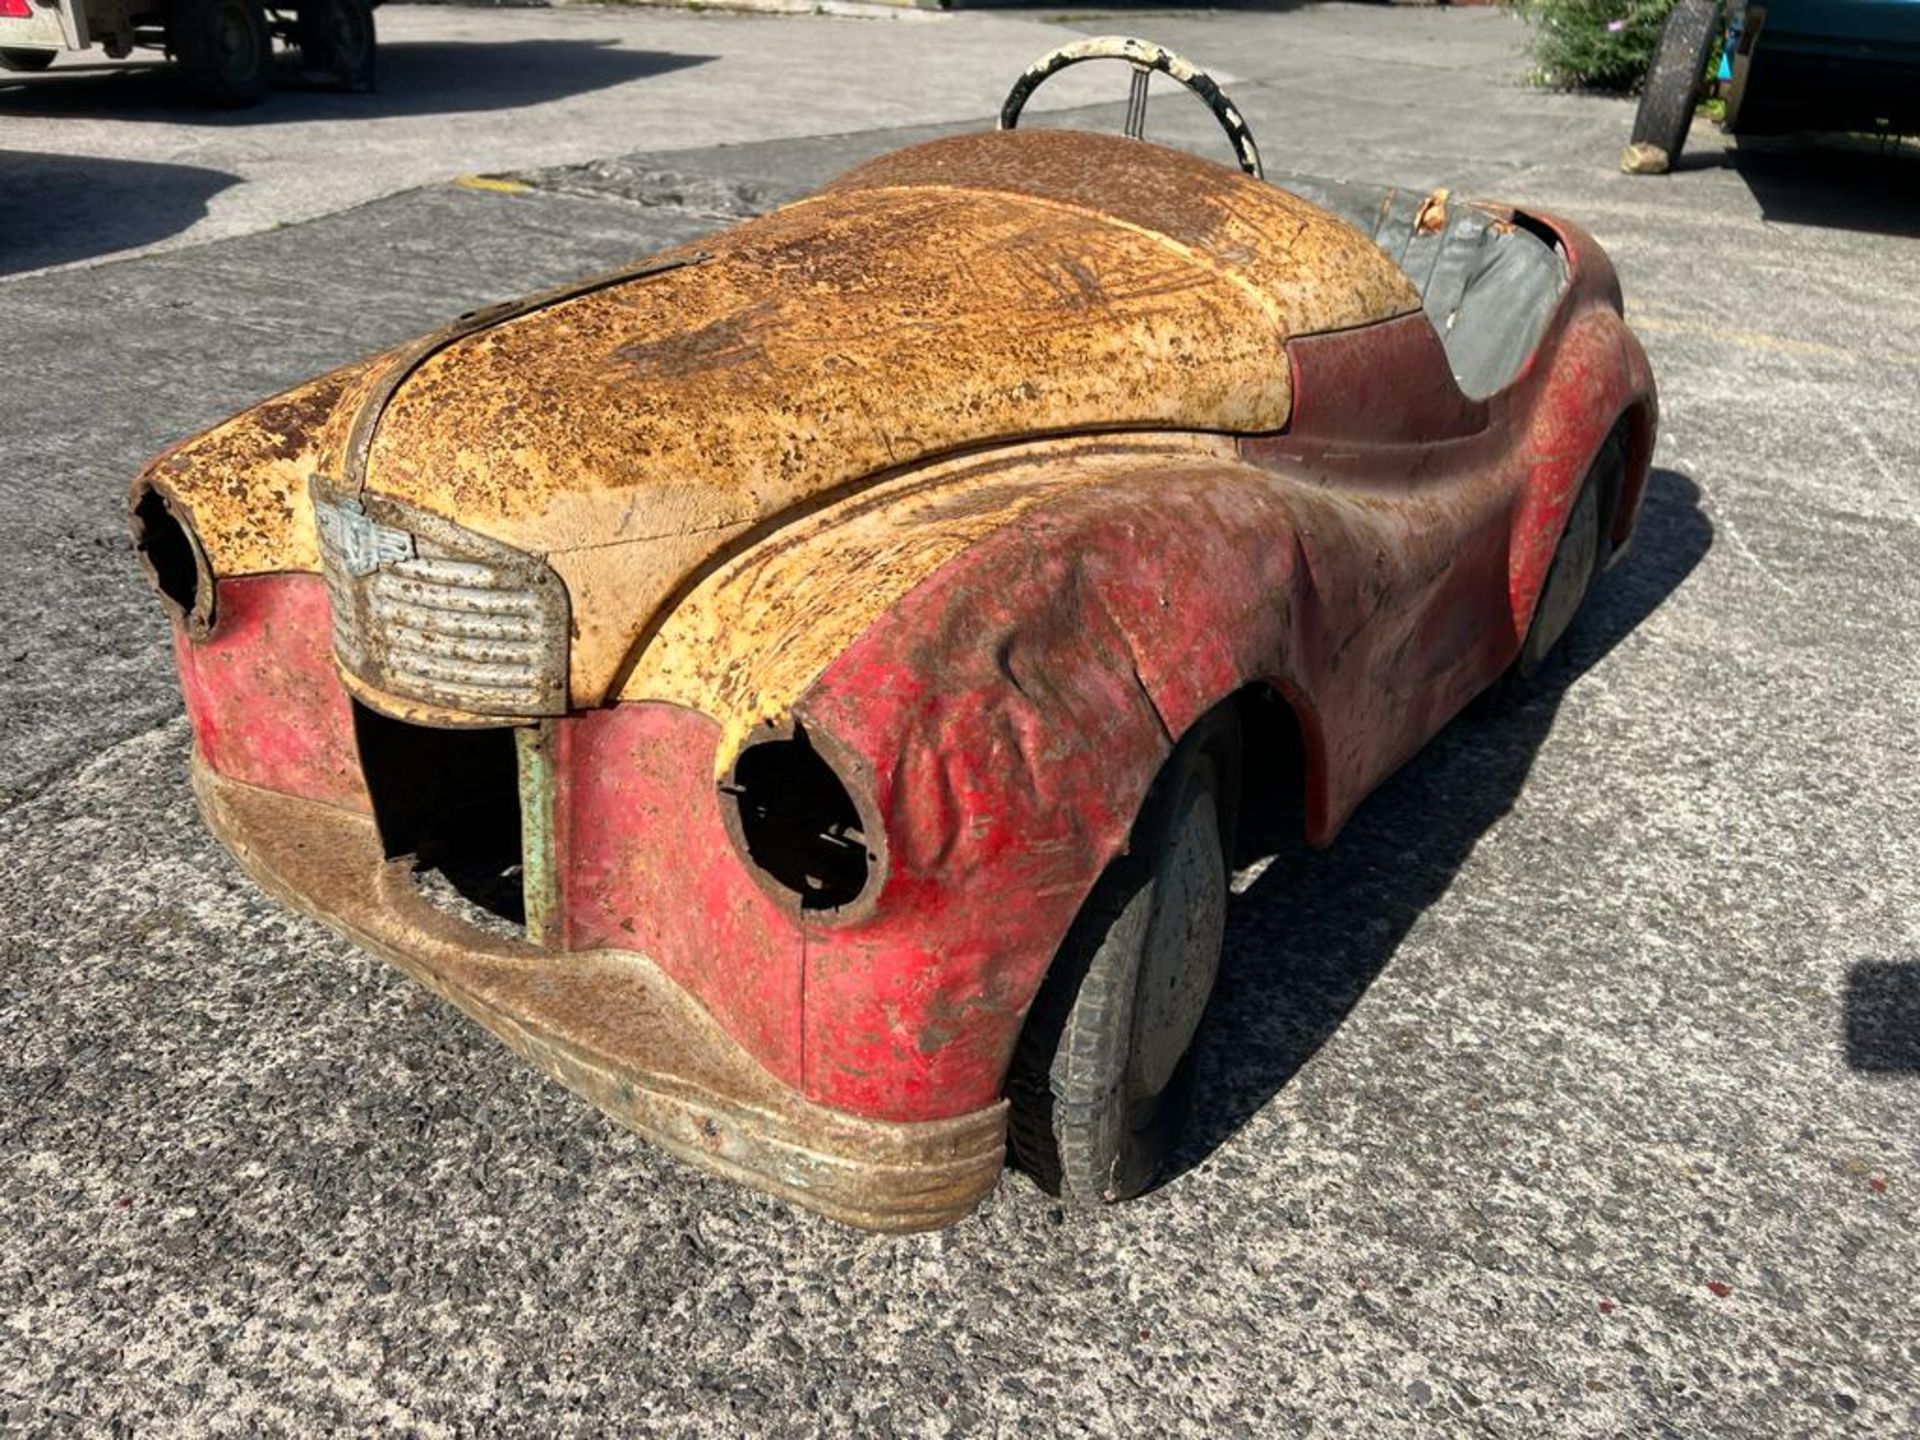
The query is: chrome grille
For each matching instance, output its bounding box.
[312,480,569,717]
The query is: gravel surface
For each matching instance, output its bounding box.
[3,6,1917,1435]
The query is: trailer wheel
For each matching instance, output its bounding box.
[169,0,272,108]
[297,0,374,92]
[1622,0,1720,174]
[0,48,58,71]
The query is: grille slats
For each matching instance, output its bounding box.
[378,597,546,636]
[392,556,519,588]
[385,624,545,670]
[385,646,545,687]
[312,482,569,717]
[376,575,545,617]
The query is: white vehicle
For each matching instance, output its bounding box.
[0,0,375,107]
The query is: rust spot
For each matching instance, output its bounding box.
[1415,187,1450,236]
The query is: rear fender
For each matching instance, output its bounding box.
[1501,212,1659,639]
[1505,304,1658,636]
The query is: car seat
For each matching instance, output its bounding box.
[1275,175,1569,400]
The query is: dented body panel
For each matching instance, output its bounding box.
[135,126,1657,1228]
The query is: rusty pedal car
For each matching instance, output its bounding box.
[131,39,1658,1230]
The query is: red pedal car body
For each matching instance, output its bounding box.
[131,41,1657,1228]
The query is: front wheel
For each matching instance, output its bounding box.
[297,0,374,91]
[169,0,273,108]
[0,48,58,71]
[1007,709,1240,1206]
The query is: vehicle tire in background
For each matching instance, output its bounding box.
[1007,709,1241,1207]
[168,0,273,108]
[0,48,57,71]
[1623,0,1721,174]
[297,0,374,92]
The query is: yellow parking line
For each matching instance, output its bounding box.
[452,174,532,195]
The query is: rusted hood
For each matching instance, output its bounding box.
[344,131,1419,557]
[143,131,1420,707]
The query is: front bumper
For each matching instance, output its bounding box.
[193,758,1006,1232]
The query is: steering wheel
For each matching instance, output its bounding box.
[998,37,1264,180]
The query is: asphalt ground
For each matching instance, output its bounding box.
[0,1,1123,276]
[3,5,1918,1435]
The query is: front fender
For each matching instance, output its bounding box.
[787,449,1337,1121]
[131,353,391,582]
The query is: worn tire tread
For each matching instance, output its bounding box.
[1630,0,1720,167]
[1006,711,1238,1207]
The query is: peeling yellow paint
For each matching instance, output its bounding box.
[133,355,392,576]
[138,131,1421,716]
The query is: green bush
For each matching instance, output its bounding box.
[1505,0,1683,93]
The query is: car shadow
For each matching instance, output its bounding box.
[0,40,710,123]
[1675,133,1920,239]
[1171,466,1714,1182]
[1845,961,1920,1074]
[0,150,238,274]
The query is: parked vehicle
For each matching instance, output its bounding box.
[131,39,1659,1229]
[0,0,375,107]
[1626,0,1920,172]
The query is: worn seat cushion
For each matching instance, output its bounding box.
[1272,173,1568,399]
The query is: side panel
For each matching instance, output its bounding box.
[1504,300,1657,630]
[1491,212,1657,631]
[175,573,371,813]
[788,275,1653,1122]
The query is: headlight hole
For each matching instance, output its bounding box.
[724,725,873,912]
[132,484,206,628]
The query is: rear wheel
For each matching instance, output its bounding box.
[1511,431,1624,682]
[1623,0,1720,174]
[169,0,273,108]
[297,0,374,91]
[0,48,57,71]
[1008,709,1240,1206]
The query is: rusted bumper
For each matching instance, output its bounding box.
[192,759,1007,1232]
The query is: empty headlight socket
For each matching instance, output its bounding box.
[130,480,217,640]
[719,719,887,922]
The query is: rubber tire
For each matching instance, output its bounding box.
[0,48,57,71]
[1510,431,1624,683]
[1627,0,1720,172]
[1007,709,1241,1206]
[297,0,374,92]
[169,0,272,109]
